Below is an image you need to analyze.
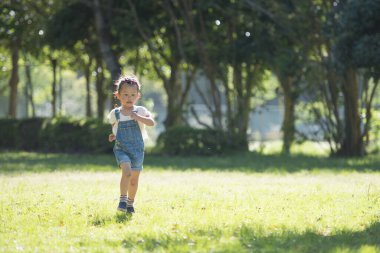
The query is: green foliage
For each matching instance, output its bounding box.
[45,2,93,50]
[0,117,112,153]
[40,117,111,153]
[0,0,61,53]
[156,126,244,156]
[0,118,45,150]
[0,118,18,148]
[0,47,10,92]
[336,0,380,74]
[17,118,45,150]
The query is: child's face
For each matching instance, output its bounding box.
[116,84,140,108]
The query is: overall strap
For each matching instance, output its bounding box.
[115,108,120,121]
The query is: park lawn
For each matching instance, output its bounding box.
[0,152,379,253]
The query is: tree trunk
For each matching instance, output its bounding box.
[164,99,183,128]
[279,76,295,154]
[362,75,379,147]
[232,63,249,151]
[325,67,343,153]
[23,54,36,117]
[179,3,223,129]
[240,65,256,151]
[163,62,183,128]
[338,68,363,156]
[58,67,63,114]
[8,38,20,118]
[85,59,93,117]
[95,58,106,119]
[50,58,57,117]
[223,70,233,132]
[93,0,121,107]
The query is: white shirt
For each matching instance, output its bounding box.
[107,106,151,140]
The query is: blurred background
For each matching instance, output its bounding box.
[0,0,379,157]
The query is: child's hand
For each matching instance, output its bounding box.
[108,133,116,142]
[129,110,139,121]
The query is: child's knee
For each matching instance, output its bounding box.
[120,163,132,176]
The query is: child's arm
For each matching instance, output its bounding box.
[130,112,155,126]
[108,123,116,142]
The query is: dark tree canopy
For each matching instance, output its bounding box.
[336,0,380,77]
[45,2,94,49]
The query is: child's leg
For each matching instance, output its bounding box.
[127,170,141,204]
[120,162,132,197]
[117,162,132,212]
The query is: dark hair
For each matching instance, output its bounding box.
[114,75,141,94]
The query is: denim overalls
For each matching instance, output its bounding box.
[113,108,145,170]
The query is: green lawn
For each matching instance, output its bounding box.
[0,151,379,252]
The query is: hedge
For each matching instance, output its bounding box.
[0,117,113,153]
[156,126,244,156]
[0,119,245,155]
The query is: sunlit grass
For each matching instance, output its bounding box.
[0,151,379,252]
[250,140,330,156]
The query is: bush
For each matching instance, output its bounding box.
[156,126,241,156]
[81,118,113,153]
[0,118,19,149]
[40,117,113,153]
[0,117,113,153]
[17,118,45,150]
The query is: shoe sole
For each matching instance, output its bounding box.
[117,207,128,212]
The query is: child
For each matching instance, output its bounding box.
[107,74,155,213]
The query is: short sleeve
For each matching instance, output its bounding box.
[136,106,151,117]
[107,109,117,124]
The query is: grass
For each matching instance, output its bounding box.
[0,151,379,252]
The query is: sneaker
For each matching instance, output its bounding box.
[117,201,128,212]
[126,206,135,213]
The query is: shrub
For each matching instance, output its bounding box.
[40,117,113,153]
[0,118,19,149]
[156,126,240,156]
[81,118,112,153]
[17,118,45,150]
[0,117,113,153]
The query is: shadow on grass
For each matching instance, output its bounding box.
[121,222,380,252]
[0,151,379,174]
[144,152,380,173]
[0,151,115,173]
[238,221,380,253]
[115,212,133,223]
[89,212,132,227]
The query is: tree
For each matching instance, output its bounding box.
[22,52,36,117]
[218,1,269,150]
[301,0,379,157]
[0,1,27,118]
[45,1,109,118]
[246,1,317,154]
[171,0,275,150]
[334,0,380,156]
[126,0,195,129]
[92,0,121,108]
[0,0,66,118]
[175,0,224,130]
